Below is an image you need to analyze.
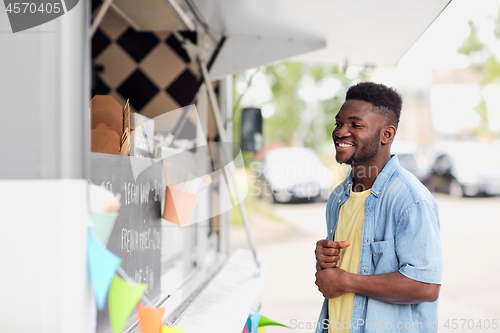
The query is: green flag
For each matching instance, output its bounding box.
[258,315,289,328]
[108,275,147,333]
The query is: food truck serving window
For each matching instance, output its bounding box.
[89,5,229,331]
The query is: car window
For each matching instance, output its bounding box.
[433,154,452,174]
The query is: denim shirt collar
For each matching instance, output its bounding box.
[343,155,400,198]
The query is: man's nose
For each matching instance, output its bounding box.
[333,125,350,139]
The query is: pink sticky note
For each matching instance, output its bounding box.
[137,305,166,333]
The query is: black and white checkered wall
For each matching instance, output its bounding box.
[91,0,200,120]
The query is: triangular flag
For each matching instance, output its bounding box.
[90,211,118,245]
[246,315,252,333]
[258,315,289,328]
[250,308,262,333]
[241,323,249,333]
[87,228,122,310]
[161,326,184,333]
[258,328,265,333]
[109,276,147,333]
[137,304,166,333]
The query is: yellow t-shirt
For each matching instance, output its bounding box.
[328,188,370,333]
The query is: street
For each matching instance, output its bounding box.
[231,193,500,332]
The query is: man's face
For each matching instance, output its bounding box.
[332,100,385,165]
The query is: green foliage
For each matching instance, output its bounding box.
[458,8,500,138]
[458,20,485,58]
[263,62,306,146]
[483,55,500,84]
[232,73,245,147]
[494,7,500,39]
[232,62,368,156]
[474,96,488,125]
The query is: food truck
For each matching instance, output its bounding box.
[0,0,450,332]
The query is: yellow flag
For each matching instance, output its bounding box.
[161,326,184,333]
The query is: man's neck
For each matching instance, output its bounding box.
[351,154,391,192]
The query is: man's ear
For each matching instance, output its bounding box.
[381,125,396,145]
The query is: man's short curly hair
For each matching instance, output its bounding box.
[345,82,402,128]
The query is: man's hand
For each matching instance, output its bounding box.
[315,268,348,299]
[315,239,350,270]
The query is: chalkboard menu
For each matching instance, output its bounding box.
[90,153,164,333]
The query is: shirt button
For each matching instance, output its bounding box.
[338,199,341,203]
[358,301,361,307]
[369,208,371,213]
[376,191,379,194]
[363,269,366,274]
[330,229,333,234]
[366,238,369,244]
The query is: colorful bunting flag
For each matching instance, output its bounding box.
[241,323,266,333]
[161,326,184,333]
[250,308,262,333]
[258,315,289,328]
[90,211,118,245]
[87,228,122,310]
[137,304,166,333]
[108,275,147,333]
[246,315,252,333]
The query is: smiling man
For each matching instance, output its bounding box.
[314,82,443,333]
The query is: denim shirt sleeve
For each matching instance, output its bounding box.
[396,200,443,285]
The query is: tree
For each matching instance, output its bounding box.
[233,62,368,156]
[458,8,500,138]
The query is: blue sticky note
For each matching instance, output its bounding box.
[250,308,261,333]
[87,227,122,310]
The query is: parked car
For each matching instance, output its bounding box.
[252,147,332,203]
[390,140,430,183]
[427,142,500,197]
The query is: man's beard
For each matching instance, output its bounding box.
[345,129,380,165]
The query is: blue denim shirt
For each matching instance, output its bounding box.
[315,155,443,333]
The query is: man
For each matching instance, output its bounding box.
[314,82,442,333]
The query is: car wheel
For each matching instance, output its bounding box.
[449,179,464,198]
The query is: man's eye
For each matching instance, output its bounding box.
[353,124,362,128]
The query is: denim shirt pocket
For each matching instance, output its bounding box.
[371,239,398,273]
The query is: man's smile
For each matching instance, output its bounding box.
[335,141,355,148]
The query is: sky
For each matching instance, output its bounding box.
[399,0,500,69]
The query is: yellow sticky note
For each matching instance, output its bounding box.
[161,326,184,333]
